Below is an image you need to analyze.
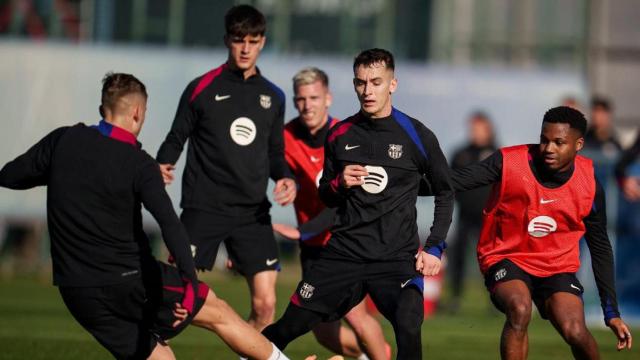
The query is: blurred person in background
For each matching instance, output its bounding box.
[273,67,390,360]
[561,96,583,112]
[156,5,295,332]
[584,97,622,184]
[615,129,640,201]
[445,111,497,313]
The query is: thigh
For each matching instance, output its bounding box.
[291,257,366,321]
[246,269,278,301]
[365,260,423,323]
[484,258,534,313]
[227,213,279,276]
[544,291,588,333]
[180,210,230,271]
[149,261,210,340]
[532,273,583,319]
[59,282,156,360]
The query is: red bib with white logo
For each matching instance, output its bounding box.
[284,117,339,246]
[477,145,595,277]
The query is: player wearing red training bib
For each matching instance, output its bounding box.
[274,67,390,360]
[453,106,632,359]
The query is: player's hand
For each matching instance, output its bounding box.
[416,250,441,276]
[172,302,188,328]
[274,178,296,206]
[608,317,632,351]
[621,176,640,201]
[341,165,368,188]
[159,163,176,185]
[273,223,301,241]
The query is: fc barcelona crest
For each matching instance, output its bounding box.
[299,282,315,299]
[388,144,403,159]
[259,94,272,109]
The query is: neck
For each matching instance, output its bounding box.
[308,115,329,136]
[227,60,257,80]
[105,117,137,137]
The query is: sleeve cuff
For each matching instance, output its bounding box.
[424,241,447,259]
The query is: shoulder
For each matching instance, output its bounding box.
[326,113,360,144]
[186,63,228,103]
[258,76,286,106]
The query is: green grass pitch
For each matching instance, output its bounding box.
[0,262,637,359]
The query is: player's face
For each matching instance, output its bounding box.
[539,122,584,172]
[294,81,332,132]
[353,62,397,118]
[469,118,493,147]
[225,33,265,72]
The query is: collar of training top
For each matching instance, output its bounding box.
[93,120,140,148]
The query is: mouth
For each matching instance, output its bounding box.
[363,100,376,107]
[544,156,557,165]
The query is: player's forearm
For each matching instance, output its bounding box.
[299,208,335,241]
[452,151,502,191]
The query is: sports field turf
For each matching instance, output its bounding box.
[0,263,637,359]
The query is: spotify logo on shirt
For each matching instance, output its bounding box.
[527,215,558,237]
[361,165,388,194]
[230,117,256,146]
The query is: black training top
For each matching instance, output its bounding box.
[452,147,620,321]
[157,64,290,216]
[318,108,454,261]
[0,122,197,289]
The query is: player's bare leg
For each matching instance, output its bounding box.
[545,292,599,360]
[192,289,282,359]
[344,300,390,360]
[494,280,532,360]
[247,270,278,331]
[313,320,363,358]
[147,343,176,360]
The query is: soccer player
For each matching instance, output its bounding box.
[263,49,454,360]
[273,67,390,360]
[0,73,289,360]
[451,106,632,359]
[156,5,295,331]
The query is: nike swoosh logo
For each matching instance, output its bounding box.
[540,198,556,204]
[266,258,278,266]
[400,279,411,288]
[345,144,360,151]
[570,284,581,291]
[310,156,320,163]
[215,94,231,101]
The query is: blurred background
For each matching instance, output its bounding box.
[0,0,639,351]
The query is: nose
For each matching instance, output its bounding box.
[241,42,250,53]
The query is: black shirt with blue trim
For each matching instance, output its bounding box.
[318,108,454,261]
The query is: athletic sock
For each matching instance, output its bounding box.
[268,343,289,360]
[357,354,370,360]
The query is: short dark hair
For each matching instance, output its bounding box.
[353,48,395,72]
[100,72,147,116]
[225,5,266,37]
[542,106,587,136]
[591,96,612,112]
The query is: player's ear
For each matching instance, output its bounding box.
[326,91,333,108]
[223,34,230,48]
[575,136,584,152]
[389,77,398,94]
[259,35,266,50]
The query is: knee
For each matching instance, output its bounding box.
[559,320,589,345]
[252,294,277,321]
[504,299,531,331]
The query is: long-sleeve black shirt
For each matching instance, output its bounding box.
[157,64,291,216]
[318,109,454,261]
[0,123,197,290]
[451,143,497,223]
[452,145,620,321]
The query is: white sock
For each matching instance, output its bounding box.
[357,354,370,360]
[268,343,289,360]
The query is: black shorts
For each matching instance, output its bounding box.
[299,243,324,278]
[484,258,584,319]
[291,254,424,322]
[181,209,279,275]
[59,261,209,360]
